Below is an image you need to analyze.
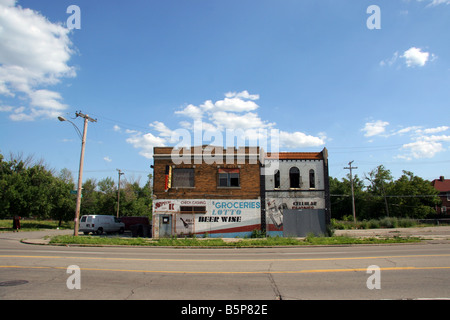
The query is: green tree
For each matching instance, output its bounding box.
[0,152,155,223]
[80,178,98,216]
[364,165,394,218]
[50,169,76,226]
[0,154,29,218]
[118,174,153,218]
[97,177,117,215]
[389,171,440,218]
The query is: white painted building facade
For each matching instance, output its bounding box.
[263,149,331,236]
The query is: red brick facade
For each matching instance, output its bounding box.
[153,146,261,200]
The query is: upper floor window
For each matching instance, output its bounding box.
[309,169,315,189]
[172,168,195,188]
[218,168,240,187]
[274,170,280,189]
[289,167,300,189]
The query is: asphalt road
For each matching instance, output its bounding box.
[0,230,449,301]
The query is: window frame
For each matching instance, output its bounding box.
[218,168,240,188]
[309,169,315,189]
[274,170,280,189]
[171,168,195,188]
[289,167,301,189]
[180,206,207,214]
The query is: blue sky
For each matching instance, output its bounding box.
[1,0,449,185]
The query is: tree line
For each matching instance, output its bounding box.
[0,152,152,225]
[330,165,441,220]
[0,152,443,224]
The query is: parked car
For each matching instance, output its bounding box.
[79,215,125,235]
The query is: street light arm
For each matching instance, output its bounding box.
[58,116,82,139]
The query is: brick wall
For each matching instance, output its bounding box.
[153,146,261,200]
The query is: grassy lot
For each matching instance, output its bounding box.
[49,234,421,247]
[0,219,73,232]
[0,218,427,247]
[330,217,449,230]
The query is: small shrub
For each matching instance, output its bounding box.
[368,219,381,229]
[398,218,417,228]
[250,229,266,238]
[379,217,397,228]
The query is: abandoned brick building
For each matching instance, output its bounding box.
[152,146,330,238]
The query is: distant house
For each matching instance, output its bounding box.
[431,176,450,215]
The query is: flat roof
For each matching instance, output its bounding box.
[266,152,323,160]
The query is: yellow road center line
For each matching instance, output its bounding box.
[1,253,450,262]
[1,265,450,274]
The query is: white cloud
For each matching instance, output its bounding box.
[364,123,450,159]
[399,131,450,159]
[402,140,444,159]
[422,126,449,134]
[211,111,272,131]
[214,97,259,113]
[122,91,326,156]
[394,126,423,135]
[174,104,203,120]
[125,129,138,134]
[174,91,273,132]
[279,131,325,148]
[0,1,75,121]
[150,121,175,138]
[225,90,260,101]
[380,52,399,67]
[29,89,68,110]
[402,47,431,67]
[362,120,390,137]
[0,105,13,112]
[103,156,112,163]
[174,91,260,120]
[381,47,436,68]
[417,0,450,6]
[126,131,166,159]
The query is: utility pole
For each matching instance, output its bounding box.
[344,161,358,223]
[380,179,390,217]
[72,112,96,236]
[117,169,124,218]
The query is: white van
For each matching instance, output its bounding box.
[79,215,125,235]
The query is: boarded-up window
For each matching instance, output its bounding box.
[172,168,194,188]
[180,206,206,214]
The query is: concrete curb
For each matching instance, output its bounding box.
[10,226,450,247]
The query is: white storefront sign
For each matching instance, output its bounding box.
[153,199,261,238]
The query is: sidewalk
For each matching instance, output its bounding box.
[0,229,73,245]
[335,226,450,241]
